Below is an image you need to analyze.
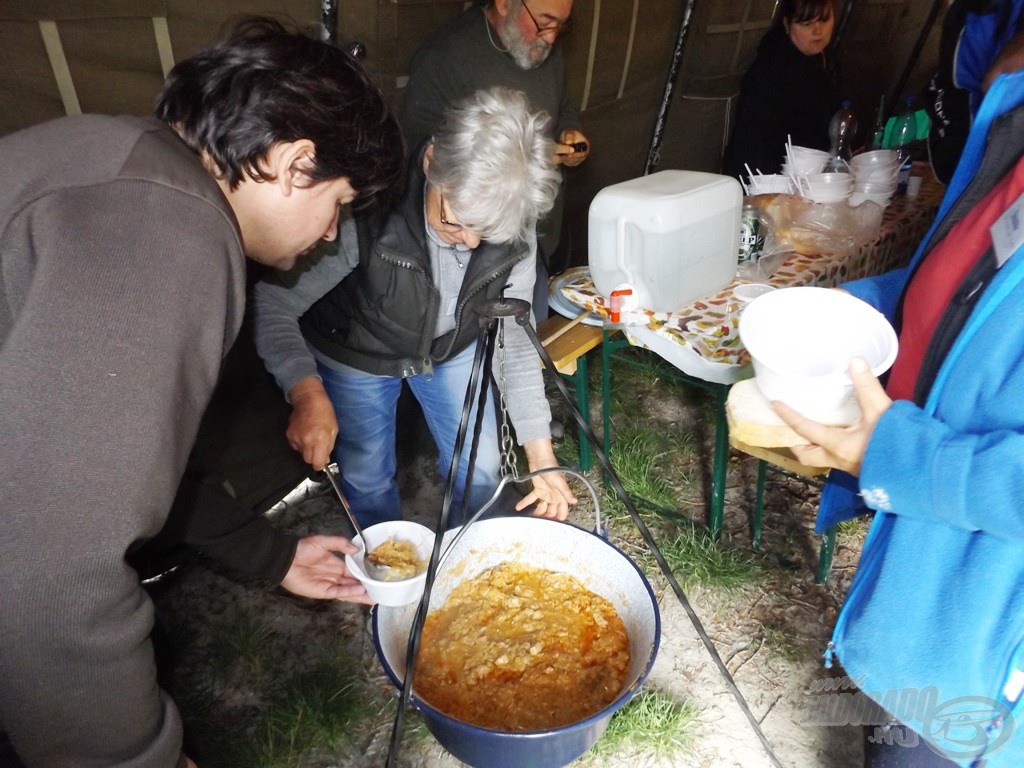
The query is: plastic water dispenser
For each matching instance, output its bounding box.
[588,170,742,314]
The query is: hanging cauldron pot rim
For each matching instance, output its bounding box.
[373,515,661,768]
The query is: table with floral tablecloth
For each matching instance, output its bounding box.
[558,171,945,540]
[557,172,945,384]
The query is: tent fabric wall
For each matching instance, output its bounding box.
[0,1,321,136]
[0,0,945,262]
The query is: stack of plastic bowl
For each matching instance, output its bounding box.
[848,149,900,207]
[799,171,854,204]
[781,145,830,178]
[745,173,795,195]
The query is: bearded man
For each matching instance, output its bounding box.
[402,0,589,315]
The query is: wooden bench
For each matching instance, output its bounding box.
[538,314,604,470]
[728,436,836,584]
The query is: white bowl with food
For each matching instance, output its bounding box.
[345,520,435,606]
[739,286,898,421]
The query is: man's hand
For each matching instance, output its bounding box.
[279,535,374,604]
[515,438,578,520]
[554,129,590,167]
[286,377,338,470]
[772,358,893,476]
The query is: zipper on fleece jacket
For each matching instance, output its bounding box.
[825,509,894,669]
[966,639,1024,767]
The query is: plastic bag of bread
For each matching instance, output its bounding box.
[746,193,884,269]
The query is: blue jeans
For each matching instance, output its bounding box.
[318,342,502,529]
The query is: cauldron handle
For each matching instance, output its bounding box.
[435,466,607,572]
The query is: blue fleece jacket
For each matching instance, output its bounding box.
[824,73,1024,766]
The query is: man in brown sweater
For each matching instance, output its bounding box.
[0,17,403,768]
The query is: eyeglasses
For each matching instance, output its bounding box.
[438,192,463,231]
[521,0,572,35]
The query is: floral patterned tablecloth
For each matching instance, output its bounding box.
[559,174,945,383]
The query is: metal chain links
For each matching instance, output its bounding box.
[496,317,520,480]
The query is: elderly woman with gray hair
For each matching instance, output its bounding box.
[254,86,577,528]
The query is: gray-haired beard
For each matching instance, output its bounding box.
[496,15,554,70]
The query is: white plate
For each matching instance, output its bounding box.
[548,267,605,326]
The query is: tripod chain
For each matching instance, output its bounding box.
[496,316,520,481]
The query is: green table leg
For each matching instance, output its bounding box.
[601,329,615,464]
[708,384,729,541]
[752,459,767,551]
[574,354,592,472]
[599,330,732,539]
[816,525,837,584]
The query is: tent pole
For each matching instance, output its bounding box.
[831,0,855,52]
[643,0,699,175]
[322,0,338,44]
[888,0,945,115]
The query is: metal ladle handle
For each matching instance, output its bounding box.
[323,463,365,543]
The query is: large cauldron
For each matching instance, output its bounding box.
[373,516,660,768]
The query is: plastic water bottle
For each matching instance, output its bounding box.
[869,95,886,150]
[890,96,918,191]
[828,100,858,169]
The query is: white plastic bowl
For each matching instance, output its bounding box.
[345,520,435,606]
[733,283,776,303]
[801,172,853,203]
[848,191,893,208]
[786,145,830,175]
[739,286,898,420]
[803,187,852,204]
[850,149,898,170]
[746,174,794,194]
[853,166,899,184]
[854,178,898,194]
[788,145,830,160]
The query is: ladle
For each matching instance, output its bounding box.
[323,463,394,581]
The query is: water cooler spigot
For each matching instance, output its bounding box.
[609,286,635,324]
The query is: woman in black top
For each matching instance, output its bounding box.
[722,0,839,180]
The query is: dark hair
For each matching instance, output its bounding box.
[154,16,404,209]
[778,0,833,25]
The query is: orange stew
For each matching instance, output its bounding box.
[415,562,630,731]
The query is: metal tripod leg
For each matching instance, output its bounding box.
[387,309,500,768]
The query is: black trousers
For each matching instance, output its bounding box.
[864,723,962,768]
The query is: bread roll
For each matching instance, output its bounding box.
[726,378,859,448]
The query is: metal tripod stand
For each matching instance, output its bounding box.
[385,297,783,768]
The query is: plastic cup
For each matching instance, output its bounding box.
[733,283,776,303]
